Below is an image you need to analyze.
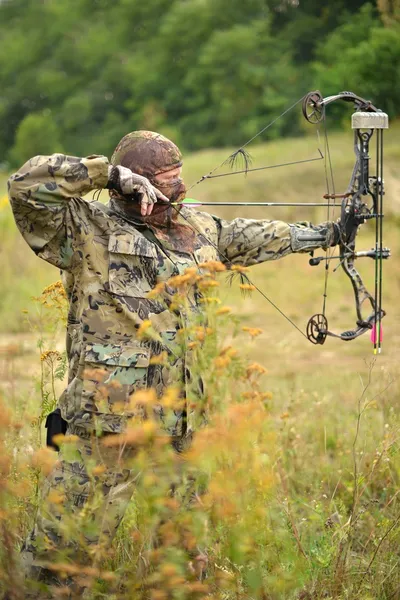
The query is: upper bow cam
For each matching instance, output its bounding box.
[302,91,390,351]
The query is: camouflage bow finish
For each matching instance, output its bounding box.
[303,91,390,351]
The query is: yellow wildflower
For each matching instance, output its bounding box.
[239,283,255,292]
[147,282,165,298]
[47,490,65,505]
[246,362,268,376]
[149,351,168,365]
[198,260,226,272]
[230,265,249,273]
[198,279,220,290]
[199,297,221,304]
[102,421,157,447]
[137,319,152,338]
[92,464,107,476]
[40,350,61,362]
[129,388,157,408]
[161,386,182,409]
[51,433,79,447]
[214,356,231,370]
[216,306,232,315]
[242,326,263,338]
[218,345,238,358]
[31,448,58,475]
[194,326,213,342]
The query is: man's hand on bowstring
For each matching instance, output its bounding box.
[108,165,169,215]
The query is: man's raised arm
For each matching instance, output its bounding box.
[8,153,109,269]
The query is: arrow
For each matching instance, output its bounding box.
[170,198,338,208]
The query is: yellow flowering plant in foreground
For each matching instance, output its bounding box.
[0,262,399,599]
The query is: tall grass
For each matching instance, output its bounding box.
[0,263,398,599]
[0,128,399,598]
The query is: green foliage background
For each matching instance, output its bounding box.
[1,0,399,166]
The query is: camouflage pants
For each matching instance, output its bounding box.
[22,425,199,597]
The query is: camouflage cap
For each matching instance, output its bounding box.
[110,131,182,178]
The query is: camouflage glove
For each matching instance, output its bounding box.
[107,165,168,215]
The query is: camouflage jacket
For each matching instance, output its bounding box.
[8,154,336,436]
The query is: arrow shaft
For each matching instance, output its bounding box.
[174,201,337,207]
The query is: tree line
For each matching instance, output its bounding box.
[0,0,399,167]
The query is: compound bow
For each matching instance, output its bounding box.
[176,91,391,353]
[302,91,389,353]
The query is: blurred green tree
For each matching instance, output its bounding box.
[0,0,394,164]
[10,110,64,166]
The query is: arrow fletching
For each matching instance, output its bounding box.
[370,323,383,346]
[177,198,203,207]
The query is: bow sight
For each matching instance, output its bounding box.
[303,91,390,352]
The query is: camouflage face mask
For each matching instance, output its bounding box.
[110,131,195,251]
[149,176,187,204]
[111,131,183,181]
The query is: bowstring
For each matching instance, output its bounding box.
[186,94,308,192]
[181,93,337,342]
[320,117,337,320]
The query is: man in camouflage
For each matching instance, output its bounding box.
[8,131,340,591]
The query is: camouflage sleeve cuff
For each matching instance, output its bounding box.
[106,165,122,192]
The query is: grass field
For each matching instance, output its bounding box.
[0,126,399,598]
